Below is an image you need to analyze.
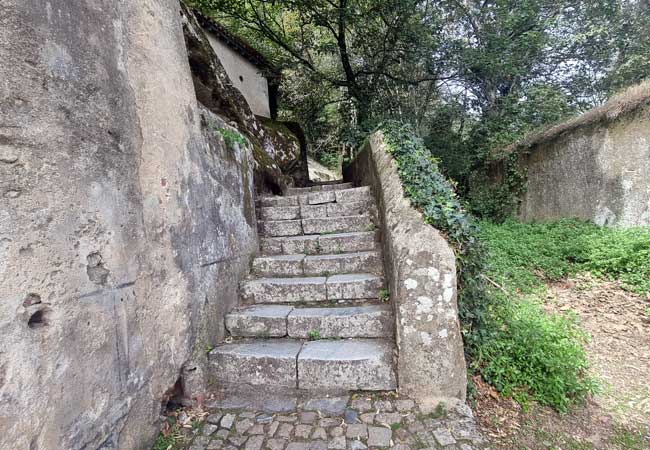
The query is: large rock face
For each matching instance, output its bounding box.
[0,1,259,449]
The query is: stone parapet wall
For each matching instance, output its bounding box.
[344,132,467,411]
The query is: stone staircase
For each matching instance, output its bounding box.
[209,181,397,392]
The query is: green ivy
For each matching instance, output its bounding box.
[212,123,246,150]
[379,121,491,350]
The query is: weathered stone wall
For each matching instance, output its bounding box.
[344,132,467,411]
[0,2,260,450]
[516,100,650,226]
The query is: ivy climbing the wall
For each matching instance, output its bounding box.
[379,121,491,349]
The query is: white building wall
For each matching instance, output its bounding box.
[205,31,271,118]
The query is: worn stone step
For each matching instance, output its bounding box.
[300,200,373,219]
[302,215,374,235]
[241,273,383,304]
[225,305,293,337]
[303,251,383,276]
[287,305,393,339]
[259,195,299,208]
[260,205,300,221]
[241,276,328,304]
[209,340,302,388]
[225,304,393,339]
[297,339,396,390]
[286,182,354,195]
[260,231,379,256]
[327,273,384,300]
[251,251,382,277]
[257,219,302,237]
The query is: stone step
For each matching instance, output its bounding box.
[260,231,379,256]
[259,186,371,208]
[261,200,372,221]
[302,215,374,235]
[240,273,384,304]
[225,304,393,338]
[287,305,393,339]
[286,182,354,195]
[258,215,375,237]
[208,338,396,391]
[209,339,302,388]
[252,251,383,277]
[225,305,293,337]
[297,339,396,390]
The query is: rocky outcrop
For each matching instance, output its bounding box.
[344,132,467,411]
[181,6,308,191]
[0,2,260,450]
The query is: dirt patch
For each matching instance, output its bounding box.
[474,275,650,449]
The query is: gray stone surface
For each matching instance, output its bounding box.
[241,277,328,304]
[367,426,392,447]
[326,274,384,300]
[259,219,303,237]
[287,305,393,338]
[262,206,301,221]
[253,255,305,277]
[303,251,383,276]
[261,195,300,208]
[308,191,336,205]
[316,232,378,254]
[302,215,373,235]
[225,305,293,337]
[301,204,329,219]
[209,340,302,387]
[0,1,300,449]
[326,201,370,217]
[297,339,396,390]
[334,187,372,203]
[345,133,467,411]
[303,396,350,415]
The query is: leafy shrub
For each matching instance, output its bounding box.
[476,299,596,412]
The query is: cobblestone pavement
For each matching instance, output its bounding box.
[181,393,489,450]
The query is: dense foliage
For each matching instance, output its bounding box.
[188,0,649,208]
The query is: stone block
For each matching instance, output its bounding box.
[300,204,328,219]
[316,232,378,254]
[260,195,299,207]
[302,215,373,235]
[308,191,336,205]
[258,219,302,237]
[261,206,301,221]
[303,251,382,276]
[252,255,305,277]
[334,187,371,203]
[287,305,393,338]
[297,339,396,390]
[367,426,392,447]
[326,201,370,217]
[326,274,383,300]
[241,277,327,304]
[225,305,293,337]
[279,235,321,255]
[209,340,301,387]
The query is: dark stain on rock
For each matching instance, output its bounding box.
[23,293,41,307]
[86,251,110,285]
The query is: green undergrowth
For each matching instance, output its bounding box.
[480,219,650,296]
[477,219,650,411]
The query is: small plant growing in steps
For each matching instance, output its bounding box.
[307,329,321,340]
[379,288,390,302]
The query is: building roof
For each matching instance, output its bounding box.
[195,12,277,75]
[498,81,650,156]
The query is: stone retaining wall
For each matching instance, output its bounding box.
[344,132,467,411]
